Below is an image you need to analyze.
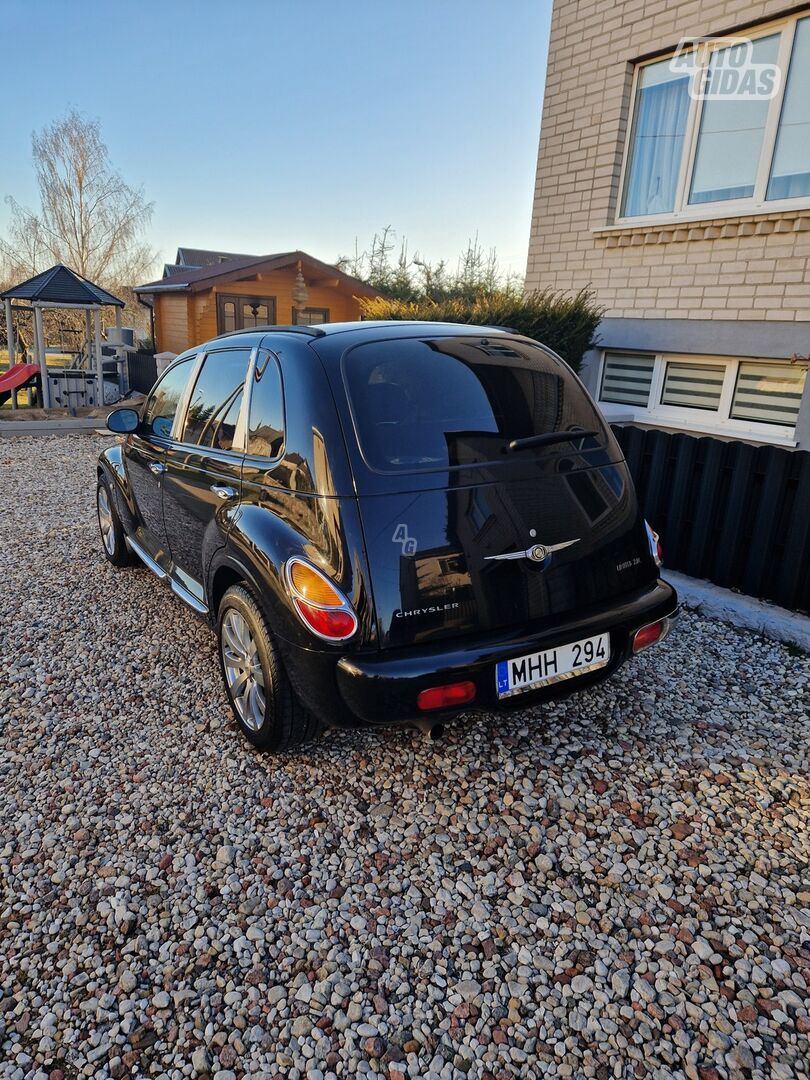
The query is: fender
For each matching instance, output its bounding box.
[212,496,378,651]
[205,543,362,729]
[98,442,137,535]
[212,510,336,646]
[199,505,239,615]
[206,546,269,625]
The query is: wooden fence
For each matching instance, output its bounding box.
[612,425,810,614]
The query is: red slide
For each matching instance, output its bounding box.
[0,362,41,406]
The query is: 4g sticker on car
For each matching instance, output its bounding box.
[392,523,417,555]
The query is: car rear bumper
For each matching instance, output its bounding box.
[332,578,677,725]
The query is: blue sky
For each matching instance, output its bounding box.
[0,0,551,279]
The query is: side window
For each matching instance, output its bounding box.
[182,348,252,450]
[142,357,195,438]
[247,352,284,458]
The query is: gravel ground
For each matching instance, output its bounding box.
[1,433,809,1080]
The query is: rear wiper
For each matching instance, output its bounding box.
[506,429,599,452]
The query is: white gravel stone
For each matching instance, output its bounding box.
[191,1046,213,1073]
[0,433,807,1079]
[692,937,715,961]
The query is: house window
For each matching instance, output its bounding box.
[730,361,807,426]
[768,18,810,199]
[597,351,808,443]
[660,360,725,411]
[293,307,329,325]
[619,11,810,221]
[600,352,656,405]
[216,294,276,334]
[621,60,691,217]
[688,35,779,206]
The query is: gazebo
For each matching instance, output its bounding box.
[1,264,125,409]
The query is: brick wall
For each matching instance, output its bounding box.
[525,0,810,323]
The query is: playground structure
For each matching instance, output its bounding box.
[0,362,41,407]
[1,265,135,411]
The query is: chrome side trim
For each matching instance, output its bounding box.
[169,577,209,615]
[125,535,209,615]
[125,535,167,579]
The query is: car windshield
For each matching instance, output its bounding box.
[342,336,605,472]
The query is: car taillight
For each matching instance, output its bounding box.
[633,619,668,653]
[417,681,476,711]
[285,558,358,642]
[645,520,663,566]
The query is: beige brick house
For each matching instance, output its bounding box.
[527,0,810,447]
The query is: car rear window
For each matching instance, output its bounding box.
[342,336,605,472]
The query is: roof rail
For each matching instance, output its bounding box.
[210,324,326,342]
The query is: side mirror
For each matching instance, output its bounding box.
[106,408,140,434]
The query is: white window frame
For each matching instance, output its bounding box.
[615,10,809,226]
[597,350,807,446]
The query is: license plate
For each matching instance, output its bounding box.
[496,632,610,698]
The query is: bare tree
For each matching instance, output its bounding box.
[1,110,156,290]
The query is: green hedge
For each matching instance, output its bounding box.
[358,288,604,373]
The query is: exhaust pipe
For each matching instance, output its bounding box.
[411,718,445,740]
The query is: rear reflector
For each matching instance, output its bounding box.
[417,681,476,712]
[632,619,666,653]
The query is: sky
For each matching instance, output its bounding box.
[0,0,552,281]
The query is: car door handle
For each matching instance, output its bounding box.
[148,462,167,475]
[211,484,237,500]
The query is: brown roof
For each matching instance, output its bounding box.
[136,250,381,298]
[175,246,254,267]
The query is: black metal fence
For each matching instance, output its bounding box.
[612,425,810,614]
[127,351,157,395]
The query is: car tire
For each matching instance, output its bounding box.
[217,584,322,751]
[97,474,135,567]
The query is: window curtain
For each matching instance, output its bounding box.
[622,75,690,217]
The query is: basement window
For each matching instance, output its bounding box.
[597,351,808,444]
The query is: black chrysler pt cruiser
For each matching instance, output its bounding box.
[97,321,677,751]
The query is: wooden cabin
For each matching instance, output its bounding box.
[135,248,381,354]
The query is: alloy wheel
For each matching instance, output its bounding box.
[97,484,116,556]
[221,608,267,732]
